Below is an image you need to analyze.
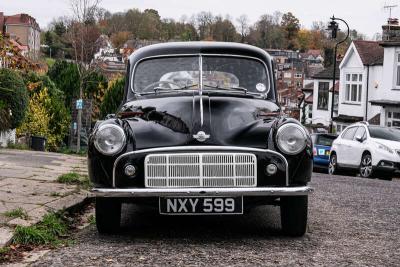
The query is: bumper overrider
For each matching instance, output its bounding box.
[91,146,313,197]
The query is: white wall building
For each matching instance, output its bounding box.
[337,40,384,132]
[370,40,400,128]
[309,65,339,132]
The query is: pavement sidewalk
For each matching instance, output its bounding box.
[0,149,89,248]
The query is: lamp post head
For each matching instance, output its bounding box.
[327,19,339,39]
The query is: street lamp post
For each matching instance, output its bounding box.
[327,16,350,133]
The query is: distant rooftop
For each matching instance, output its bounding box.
[0,12,40,31]
[312,64,340,80]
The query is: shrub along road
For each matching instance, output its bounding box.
[30,173,400,266]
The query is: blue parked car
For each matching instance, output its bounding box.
[311,133,338,171]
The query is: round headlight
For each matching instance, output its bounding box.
[94,124,126,156]
[276,123,307,155]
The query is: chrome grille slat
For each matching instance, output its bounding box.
[145,153,257,188]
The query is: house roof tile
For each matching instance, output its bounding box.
[353,40,384,66]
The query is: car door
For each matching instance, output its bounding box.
[348,126,367,166]
[337,126,358,166]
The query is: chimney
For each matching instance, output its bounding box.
[382,18,400,41]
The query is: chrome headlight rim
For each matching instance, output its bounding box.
[94,124,126,156]
[276,123,308,155]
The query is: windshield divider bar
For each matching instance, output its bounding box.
[199,54,204,127]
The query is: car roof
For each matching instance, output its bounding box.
[128,41,273,65]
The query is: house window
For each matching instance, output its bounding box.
[345,73,362,103]
[317,82,329,110]
[386,110,400,127]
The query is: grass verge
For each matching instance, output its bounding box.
[12,213,68,246]
[56,147,87,156]
[3,208,29,220]
[57,172,91,190]
[4,143,29,150]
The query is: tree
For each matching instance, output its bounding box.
[249,13,284,49]
[111,31,132,49]
[297,29,312,52]
[236,14,249,43]
[281,12,300,49]
[196,11,214,40]
[48,60,80,108]
[100,76,125,118]
[68,0,102,152]
[211,16,238,42]
[0,69,29,130]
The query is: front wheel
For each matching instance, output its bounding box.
[95,197,122,234]
[280,196,308,237]
[359,154,374,178]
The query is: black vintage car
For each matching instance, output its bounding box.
[89,42,313,236]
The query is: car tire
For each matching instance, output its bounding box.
[328,153,339,175]
[95,197,122,234]
[280,196,308,237]
[359,153,374,178]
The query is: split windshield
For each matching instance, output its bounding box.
[132,55,271,98]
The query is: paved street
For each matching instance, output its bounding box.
[0,149,88,247]
[31,173,400,266]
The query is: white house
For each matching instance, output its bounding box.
[370,40,400,128]
[309,65,339,132]
[337,40,384,132]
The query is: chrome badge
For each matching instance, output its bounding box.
[193,131,210,142]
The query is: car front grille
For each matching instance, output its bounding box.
[145,153,257,188]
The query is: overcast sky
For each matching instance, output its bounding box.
[0,0,396,38]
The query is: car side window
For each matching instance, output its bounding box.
[354,127,366,141]
[342,127,358,140]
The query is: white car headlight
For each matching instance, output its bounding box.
[94,124,126,156]
[376,142,394,154]
[276,123,308,155]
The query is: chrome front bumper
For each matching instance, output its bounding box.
[92,186,313,197]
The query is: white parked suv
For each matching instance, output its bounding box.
[329,122,400,180]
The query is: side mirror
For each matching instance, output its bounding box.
[355,135,363,142]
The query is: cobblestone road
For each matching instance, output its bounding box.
[31,173,400,266]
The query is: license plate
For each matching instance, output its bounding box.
[159,197,243,215]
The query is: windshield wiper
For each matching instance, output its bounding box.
[138,83,199,95]
[203,84,264,97]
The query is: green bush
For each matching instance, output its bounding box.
[0,69,28,130]
[18,72,71,151]
[100,76,125,118]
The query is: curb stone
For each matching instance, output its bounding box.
[0,191,93,249]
